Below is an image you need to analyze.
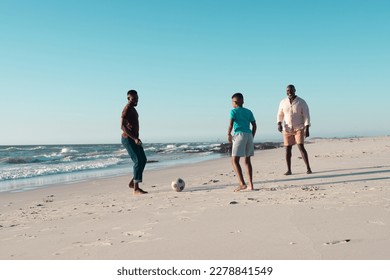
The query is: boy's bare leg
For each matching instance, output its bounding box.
[232,156,247,192]
[244,157,254,190]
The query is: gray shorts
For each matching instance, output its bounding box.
[232,133,254,157]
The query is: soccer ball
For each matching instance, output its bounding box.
[171,178,185,192]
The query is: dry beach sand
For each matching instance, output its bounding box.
[0,136,389,260]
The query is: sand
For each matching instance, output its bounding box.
[0,136,389,260]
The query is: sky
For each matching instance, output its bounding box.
[1,0,389,145]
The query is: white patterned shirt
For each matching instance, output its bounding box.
[277,96,310,132]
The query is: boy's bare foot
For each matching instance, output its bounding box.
[284,171,292,175]
[234,184,247,192]
[128,179,134,189]
[134,188,148,195]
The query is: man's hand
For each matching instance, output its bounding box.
[277,122,283,133]
[305,126,310,138]
[135,138,143,146]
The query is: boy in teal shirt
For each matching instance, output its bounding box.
[228,93,257,191]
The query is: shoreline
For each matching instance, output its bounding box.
[1,136,389,259]
[0,153,227,195]
[3,135,384,194]
[0,141,283,194]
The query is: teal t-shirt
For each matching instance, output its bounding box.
[230,107,255,134]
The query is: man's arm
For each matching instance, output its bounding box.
[302,100,310,138]
[121,117,142,144]
[277,122,283,133]
[121,117,132,138]
[277,101,284,133]
[302,100,311,128]
[305,125,310,138]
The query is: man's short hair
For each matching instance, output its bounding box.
[287,85,296,93]
[127,90,137,96]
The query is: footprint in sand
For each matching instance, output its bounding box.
[368,220,385,226]
[75,240,113,247]
[324,239,351,245]
[123,230,151,238]
[122,230,152,243]
[17,233,37,239]
[40,226,57,232]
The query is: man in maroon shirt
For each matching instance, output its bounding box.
[121,90,148,195]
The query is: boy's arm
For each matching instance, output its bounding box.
[251,121,257,137]
[227,119,234,143]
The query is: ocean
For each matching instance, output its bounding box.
[0,142,281,193]
[0,142,228,193]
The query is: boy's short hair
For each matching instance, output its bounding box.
[232,93,244,100]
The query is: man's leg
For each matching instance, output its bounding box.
[122,137,136,189]
[285,145,292,175]
[133,181,147,195]
[133,145,147,183]
[283,131,294,175]
[298,144,312,174]
[122,137,148,195]
[132,144,148,194]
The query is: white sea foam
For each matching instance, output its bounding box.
[0,142,233,192]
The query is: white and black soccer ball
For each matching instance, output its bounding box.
[171,178,185,192]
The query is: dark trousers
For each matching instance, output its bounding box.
[121,137,147,183]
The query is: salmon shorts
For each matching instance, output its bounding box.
[283,129,305,146]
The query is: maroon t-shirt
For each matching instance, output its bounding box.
[121,104,139,138]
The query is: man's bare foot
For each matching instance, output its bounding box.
[234,184,247,192]
[284,171,292,175]
[128,179,134,189]
[134,188,148,195]
[248,184,254,191]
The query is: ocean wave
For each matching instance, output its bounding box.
[150,143,222,154]
[60,147,79,154]
[0,141,284,192]
[0,158,123,181]
[0,146,46,152]
[4,153,65,164]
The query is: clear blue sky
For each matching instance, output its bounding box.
[1,0,389,145]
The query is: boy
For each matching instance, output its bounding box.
[228,93,257,191]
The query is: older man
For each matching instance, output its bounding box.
[277,84,312,175]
